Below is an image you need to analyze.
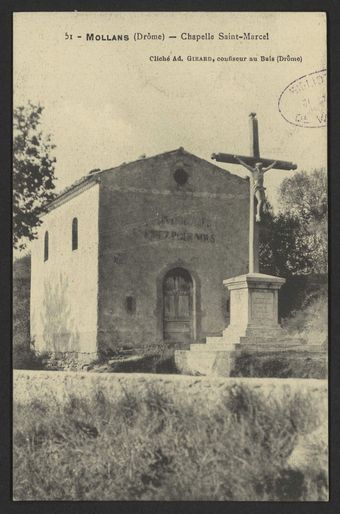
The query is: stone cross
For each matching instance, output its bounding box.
[211,113,297,274]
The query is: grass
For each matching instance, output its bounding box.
[13,382,328,501]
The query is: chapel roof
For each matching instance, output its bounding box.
[46,147,246,211]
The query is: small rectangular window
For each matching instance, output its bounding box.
[72,218,78,251]
[44,231,49,262]
[126,296,136,314]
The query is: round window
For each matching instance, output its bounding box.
[174,168,188,186]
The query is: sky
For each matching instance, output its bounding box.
[13,12,327,209]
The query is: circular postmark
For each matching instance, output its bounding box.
[278,69,327,128]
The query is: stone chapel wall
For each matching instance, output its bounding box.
[30,183,100,359]
[97,151,249,354]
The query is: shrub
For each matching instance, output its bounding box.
[232,351,327,379]
[282,289,328,348]
[12,342,46,370]
[13,255,46,369]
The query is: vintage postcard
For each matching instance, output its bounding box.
[13,12,327,501]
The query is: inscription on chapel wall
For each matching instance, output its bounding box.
[141,213,216,243]
[158,214,212,229]
[113,213,217,264]
[143,229,215,243]
[251,292,274,320]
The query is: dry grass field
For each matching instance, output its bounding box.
[13,373,328,501]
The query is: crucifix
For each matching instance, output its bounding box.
[212,113,297,274]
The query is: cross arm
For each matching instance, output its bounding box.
[211,152,297,171]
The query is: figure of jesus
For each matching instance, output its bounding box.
[233,156,277,222]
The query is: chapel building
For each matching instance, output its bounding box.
[30,148,249,360]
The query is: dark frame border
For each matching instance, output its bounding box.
[1,1,339,513]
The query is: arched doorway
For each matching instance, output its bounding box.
[163,268,194,344]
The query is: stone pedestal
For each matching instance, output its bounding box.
[211,273,287,349]
[175,273,311,376]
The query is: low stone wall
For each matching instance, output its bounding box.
[13,370,328,409]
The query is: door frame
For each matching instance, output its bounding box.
[155,260,202,344]
[163,267,193,343]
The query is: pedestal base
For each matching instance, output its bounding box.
[218,273,286,347]
[175,273,324,376]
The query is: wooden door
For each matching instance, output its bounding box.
[163,268,193,344]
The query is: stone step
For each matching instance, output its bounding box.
[206,336,278,347]
[223,327,285,338]
[191,338,312,353]
[205,336,226,345]
[190,343,239,352]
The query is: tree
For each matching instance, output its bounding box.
[259,206,311,276]
[278,169,327,274]
[13,102,57,250]
[279,169,327,223]
[260,169,328,276]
